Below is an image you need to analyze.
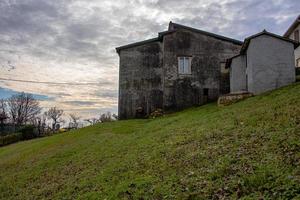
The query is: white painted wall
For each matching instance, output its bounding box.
[295,47,300,67]
[247,35,295,94]
[288,23,300,40]
[287,23,300,67]
[230,55,247,93]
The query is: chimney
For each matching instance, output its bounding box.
[168,21,174,31]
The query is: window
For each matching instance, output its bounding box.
[178,57,191,74]
[297,58,300,68]
[203,88,209,96]
[294,30,299,42]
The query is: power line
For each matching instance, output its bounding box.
[0,77,101,86]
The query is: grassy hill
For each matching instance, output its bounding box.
[0,83,300,200]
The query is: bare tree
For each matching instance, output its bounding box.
[84,112,116,126]
[45,107,64,131]
[84,118,99,126]
[69,113,81,129]
[0,99,8,134]
[0,99,7,122]
[32,114,48,136]
[99,112,113,123]
[112,114,118,120]
[7,93,41,127]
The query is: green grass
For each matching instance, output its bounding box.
[1,83,300,200]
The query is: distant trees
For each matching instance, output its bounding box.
[33,115,47,136]
[69,113,81,129]
[0,98,66,139]
[84,112,117,126]
[0,99,8,134]
[99,112,114,123]
[45,107,64,131]
[0,93,43,143]
[112,113,118,120]
[0,91,118,137]
[84,118,99,126]
[7,93,41,127]
[0,99,7,122]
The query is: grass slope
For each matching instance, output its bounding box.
[0,83,300,200]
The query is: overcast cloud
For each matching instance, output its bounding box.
[0,0,299,118]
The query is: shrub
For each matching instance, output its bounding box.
[296,67,300,76]
[149,109,164,118]
[0,133,23,147]
[19,125,37,140]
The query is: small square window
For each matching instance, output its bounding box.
[178,57,191,74]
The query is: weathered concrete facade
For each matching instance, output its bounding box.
[162,28,241,110]
[228,31,298,95]
[118,40,163,119]
[229,55,247,93]
[247,34,296,94]
[117,22,242,119]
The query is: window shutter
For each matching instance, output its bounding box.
[185,57,191,74]
[184,58,188,74]
[179,57,184,74]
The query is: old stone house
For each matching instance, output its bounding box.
[116,22,242,119]
[227,30,298,95]
[284,15,300,68]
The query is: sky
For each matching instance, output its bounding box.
[0,0,299,119]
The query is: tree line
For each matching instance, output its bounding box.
[0,93,65,136]
[0,92,117,138]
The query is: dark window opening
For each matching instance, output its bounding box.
[203,88,209,96]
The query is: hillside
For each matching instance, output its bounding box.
[0,83,300,200]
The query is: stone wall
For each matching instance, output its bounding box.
[162,29,241,111]
[218,92,253,106]
[118,27,242,119]
[118,41,163,119]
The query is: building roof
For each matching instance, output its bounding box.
[240,30,299,54]
[116,37,161,54]
[225,54,243,69]
[162,22,243,45]
[116,22,243,53]
[226,30,300,68]
[283,15,300,38]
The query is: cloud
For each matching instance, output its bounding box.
[0,87,53,100]
[0,0,299,118]
[64,101,99,106]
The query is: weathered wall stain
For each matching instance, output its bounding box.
[163,29,241,112]
[117,24,242,119]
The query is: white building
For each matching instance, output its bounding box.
[284,15,300,68]
[227,30,299,95]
